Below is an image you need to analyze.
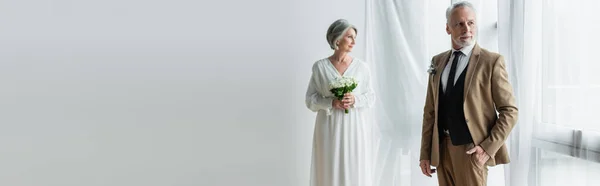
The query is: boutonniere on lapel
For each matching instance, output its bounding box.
[427,62,436,76]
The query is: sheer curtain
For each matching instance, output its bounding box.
[364,0,504,185]
[497,0,537,185]
[364,0,446,185]
[499,0,600,185]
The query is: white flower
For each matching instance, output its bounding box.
[427,62,437,75]
[329,76,358,89]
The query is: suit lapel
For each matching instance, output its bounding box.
[463,44,481,99]
[433,50,452,102]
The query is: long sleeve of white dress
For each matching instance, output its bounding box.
[305,63,334,114]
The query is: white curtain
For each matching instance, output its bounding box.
[364,0,511,184]
[499,0,600,185]
[497,0,536,185]
[364,0,449,185]
[366,0,600,185]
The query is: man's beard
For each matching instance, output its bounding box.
[453,36,474,48]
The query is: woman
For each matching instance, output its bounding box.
[305,19,376,186]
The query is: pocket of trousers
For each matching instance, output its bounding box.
[470,154,484,169]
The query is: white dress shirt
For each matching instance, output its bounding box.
[441,43,475,93]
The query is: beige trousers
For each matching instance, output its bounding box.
[437,136,488,186]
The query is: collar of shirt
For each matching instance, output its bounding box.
[451,42,475,56]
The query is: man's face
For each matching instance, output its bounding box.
[446,6,477,49]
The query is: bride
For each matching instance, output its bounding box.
[305,19,376,186]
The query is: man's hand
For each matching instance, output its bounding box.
[419,160,435,177]
[466,145,490,166]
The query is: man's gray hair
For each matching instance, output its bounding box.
[326,19,357,50]
[445,1,477,23]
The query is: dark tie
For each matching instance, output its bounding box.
[446,51,462,95]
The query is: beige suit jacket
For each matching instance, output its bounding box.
[419,44,518,166]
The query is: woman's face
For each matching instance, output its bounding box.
[336,28,356,52]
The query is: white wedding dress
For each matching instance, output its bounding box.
[305,57,376,186]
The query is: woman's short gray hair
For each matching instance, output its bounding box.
[326,19,357,50]
[446,1,477,23]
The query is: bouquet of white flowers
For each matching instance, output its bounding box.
[329,76,358,114]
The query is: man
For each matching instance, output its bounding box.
[419,1,518,185]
